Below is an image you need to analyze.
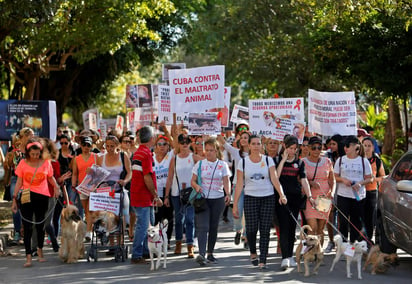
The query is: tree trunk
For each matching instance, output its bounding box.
[382,98,403,164]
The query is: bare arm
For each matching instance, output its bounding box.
[232,169,244,219]
[269,166,287,204]
[143,174,163,206]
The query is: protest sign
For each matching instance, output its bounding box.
[126,84,138,108]
[0,100,57,140]
[206,86,230,127]
[169,65,225,114]
[158,85,189,125]
[99,122,107,141]
[249,98,305,142]
[308,89,357,136]
[76,165,110,197]
[188,113,221,135]
[162,63,186,81]
[131,107,156,130]
[115,115,124,134]
[230,104,249,124]
[126,110,135,133]
[89,192,121,215]
[82,108,100,131]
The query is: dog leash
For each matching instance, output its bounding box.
[284,204,309,239]
[19,198,57,225]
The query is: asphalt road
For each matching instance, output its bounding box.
[0,208,411,284]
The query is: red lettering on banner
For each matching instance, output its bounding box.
[185,94,212,103]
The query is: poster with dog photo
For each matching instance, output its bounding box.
[230,104,249,124]
[248,98,305,141]
[188,112,221,135]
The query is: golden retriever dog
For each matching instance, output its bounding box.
[59,205,86,263]
[296,225,324,277]
[363,245,399,274]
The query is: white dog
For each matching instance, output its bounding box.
[147,219,168,271]
[329,235,368,279]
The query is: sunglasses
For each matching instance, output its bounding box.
[179,140,190,145]
[157,142,168,147]
[122,140,131,144]
[60,142,69,145]
[237,126,249,132]
[82,143,92,147]
[195,142,203,145]
[311,146,322,151]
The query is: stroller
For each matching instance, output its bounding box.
[87,180,128,262]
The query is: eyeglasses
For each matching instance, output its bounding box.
[157,142,168,147]
[82,143,92,147]
[237,126,249,132]
[61,142,69,145]
[311,146,322,151]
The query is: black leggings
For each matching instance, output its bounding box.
[363,190,377,243]
[337,195,365,243]
[276,202,300,259]
[244,195,275,264]
[20,191,49,255]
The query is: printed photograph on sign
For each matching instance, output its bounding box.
[230,104,249,124]
[249,98,305,140]
[162,63,186,81]
[206,86,231,127]
[137,84,153,107]
[126,84,138,108]
[82,108,100,131]
[188,112,221,135]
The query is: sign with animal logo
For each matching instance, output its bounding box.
[249,98,305,142]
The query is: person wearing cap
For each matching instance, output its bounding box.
[334,135,373,244]
[273,135,313,270]
[71,136,98,241]
[130,126,163,264]
[164,133,202,258]
[302,136,335,246]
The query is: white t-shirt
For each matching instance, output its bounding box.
[237,155,275,197]
[334,156,372,200]
[171,153,194,197]
[192,159,231,199]
[154,151,174,198]
[223,142,248,185]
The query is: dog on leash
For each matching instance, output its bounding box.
[363,245,399,274]
[296,225,324,276]
[330,235,368,279]
[90,211,120,245]
[147,219,168,271]
[59,205,87,263]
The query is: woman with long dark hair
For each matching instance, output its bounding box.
[11,138,60,267]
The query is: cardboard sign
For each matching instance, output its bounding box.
[230,104,249,124]
[76,165,110,197]
[115,115,124,134]
[126,84,138,108]
[308,89,357,136]
[188,112,221,135]
[249,98,305,141]
[89,192,121,215]
[0,100,57,141]
[206,86,230,127]
[169,65,225,114]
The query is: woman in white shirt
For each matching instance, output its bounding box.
[233,135,286,269]
[191,138,231,265]
[334,135,372,243]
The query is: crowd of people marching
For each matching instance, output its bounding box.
[1,120,385,269]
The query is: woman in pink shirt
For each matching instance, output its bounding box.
[11,139,60,268]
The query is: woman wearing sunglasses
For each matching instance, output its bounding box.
[57,134,78,207]
[164,134,202,258]
[302,136,335,247]
[153,135,174,246]
[72,136,98,241]
[334,135,372,244]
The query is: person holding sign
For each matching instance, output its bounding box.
[233,135,286,269]
[302,136,335,246]
[190,138,231,265]
[71,136,98,242]
[274,135,313,270]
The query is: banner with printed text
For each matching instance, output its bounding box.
[169,65,225,115]
[206,86,230,127]
[89,192,121,215]
[249,98,305,142]
[308,89,357,136]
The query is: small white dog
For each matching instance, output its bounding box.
[329,235,368,279]
[147,219,168,271]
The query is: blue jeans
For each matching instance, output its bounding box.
[233,189,246,237]
[131,206,154,259]
[66,180,84,218]
[171,196,194,244]
[10,176,21,233]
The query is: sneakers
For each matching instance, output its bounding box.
[288,257,297,267]
[280,258,290,270]
[325,241,335,253]
[206,254,218,264]
[196,255,206,266]
[234,232,241,245]
[85,232,92,242]
[13,232,20,242]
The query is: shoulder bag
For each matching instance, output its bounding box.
[192,160,219,213]
[175,155,193,205]
[311,158,332,213]
[18,164,39,205]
